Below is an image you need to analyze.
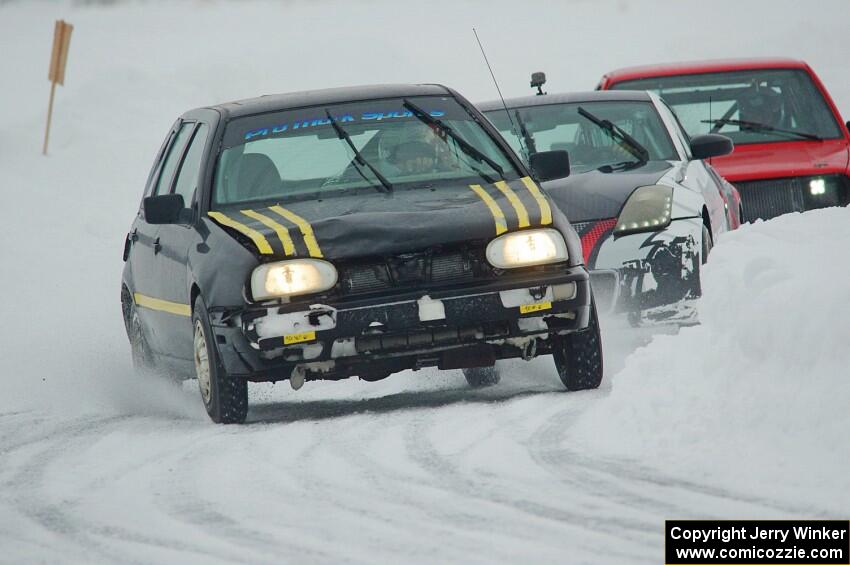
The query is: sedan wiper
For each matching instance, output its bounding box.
[325,110,393,193]
[701,118,822,141]
[402,99,505,178]
[514,109,537,156]
[597,160,644,173]
[577,106,649,163]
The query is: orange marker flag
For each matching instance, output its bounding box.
[43,20,73,155]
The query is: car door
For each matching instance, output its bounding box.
[656,98,727,233]
[704,163,739,230]
[125,120,180,352]
[153,119,212,362]
[134,120,197,357]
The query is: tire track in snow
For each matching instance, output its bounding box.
[148,425,336,564]
[400,396,657,563]
[0,414,263,564]
[526,404,832,519]
[1,415,151,564]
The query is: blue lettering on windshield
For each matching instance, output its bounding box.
[245,128,268,141]
[243,110,446,140]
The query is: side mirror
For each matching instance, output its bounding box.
[144,193,185,224]
[845,120,850,134]
[529,150,570,182]
[690,133,733,160]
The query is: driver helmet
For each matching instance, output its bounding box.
[738,82,784,128]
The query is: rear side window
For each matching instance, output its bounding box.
[173,124,209,204]
[153,122,194,195]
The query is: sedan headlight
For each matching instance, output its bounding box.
[250,259,338,301]
[486,228,568,269]
[614,184,674,237]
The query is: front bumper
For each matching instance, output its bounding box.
[590,216,703,326]
[208,265,592,381]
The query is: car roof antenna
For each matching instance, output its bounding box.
[472,27,529,158]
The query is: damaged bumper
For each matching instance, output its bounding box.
[208,265,592,381]
[590,217,703,326]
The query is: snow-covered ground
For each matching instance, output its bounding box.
[1,1,849,563]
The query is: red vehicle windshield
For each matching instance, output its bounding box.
[610,69,843,145]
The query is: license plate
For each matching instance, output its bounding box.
[283,331,316,345]
[519,302,552,314]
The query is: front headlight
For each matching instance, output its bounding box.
[486,228,568,269]
[614,184,674,237]
[250,259,338,301]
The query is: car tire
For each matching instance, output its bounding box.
[691,223,714,299]
[701,224,713,264]
[192,295,248,424]
[462,365,500,388]
[123,288,154,371]
[552,300,603,391]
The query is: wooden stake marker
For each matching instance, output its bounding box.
[43,20,73,156]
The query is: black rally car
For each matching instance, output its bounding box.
[121,84,602,423]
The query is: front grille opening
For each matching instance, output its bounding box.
[736,174,849,221]
[355,322,510,354]
[340,245,491,295]
[346,263,392,293]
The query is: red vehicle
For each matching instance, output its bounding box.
[598,58,850,221]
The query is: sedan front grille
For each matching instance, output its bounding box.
[346,264,391,293]
[735,174,849,221]
[340,247,489,295]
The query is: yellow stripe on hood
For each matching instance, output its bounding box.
[207,211,273,255]
[520,176,552,225]
[469,184,509,235]
[268,205,323,258]
[241,209,296,256]
[494,180,530,228]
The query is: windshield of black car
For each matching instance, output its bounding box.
[484,101,677,174]
[610,69,842,144]
[213,96,520,206]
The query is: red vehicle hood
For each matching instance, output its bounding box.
[710,139,849,182]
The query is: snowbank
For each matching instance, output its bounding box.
[572,207,850,513]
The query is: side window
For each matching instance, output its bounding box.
[173,123,209,205]
[153,122,195,195]
[659,100,692,158]
[534,123,580,152]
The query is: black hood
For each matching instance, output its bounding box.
[542,160,672,223]
[208,176,562,261]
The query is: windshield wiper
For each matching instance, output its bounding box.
[402,99,505,178]
[597,160,644,173]
[513,110,537,156]
[701,118,822,141]
[325,110,393,193]
[577,106,650,163]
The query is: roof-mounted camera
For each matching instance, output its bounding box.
[531,72,547,96]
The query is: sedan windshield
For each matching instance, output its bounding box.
[484,101,677,174]
[214,96,519,206]
[610,69,842,144]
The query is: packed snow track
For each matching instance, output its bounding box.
[2,1,849,563]
[3,345,840,564]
